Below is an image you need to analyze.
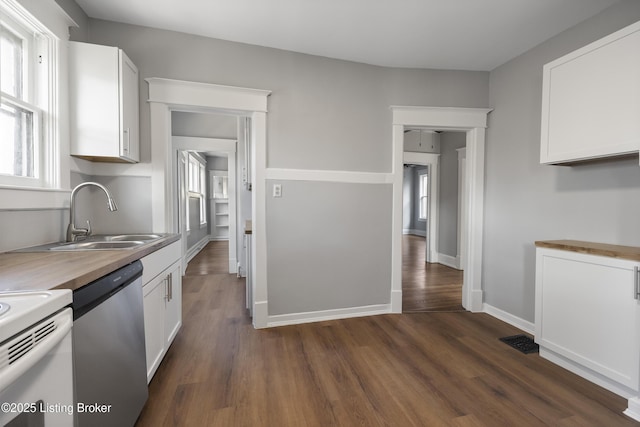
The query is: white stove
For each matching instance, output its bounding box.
[0,289,73,427]
[0,290,72,343]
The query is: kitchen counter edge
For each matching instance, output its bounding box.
[0,234,181,292]
[535,239,640,262]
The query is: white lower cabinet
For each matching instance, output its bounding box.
[141,241,182,383]
[535,246,640,393]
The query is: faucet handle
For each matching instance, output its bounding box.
[86,220,92,236]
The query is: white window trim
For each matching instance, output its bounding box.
[0,0,75,209]
[185,152,207,229]
[418,172,428,221]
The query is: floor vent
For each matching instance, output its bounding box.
[499,334,539,354]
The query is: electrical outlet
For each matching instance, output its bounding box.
[273,184,282,197]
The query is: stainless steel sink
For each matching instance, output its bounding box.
[89,234,164,242]
[14,233,167,252]
[49,241,145,251]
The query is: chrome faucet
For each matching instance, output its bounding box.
[67,182,118,242]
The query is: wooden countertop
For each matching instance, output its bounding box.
[0,234,180,292]
[535,240,640,262]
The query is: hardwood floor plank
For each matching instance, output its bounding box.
[402,234,464,312]
[136,241,637,427]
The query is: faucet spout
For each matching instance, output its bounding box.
[67,182,118,242]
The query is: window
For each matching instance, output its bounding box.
[0,0,57,188]
[418,172,428,220]
[185,152,207,230]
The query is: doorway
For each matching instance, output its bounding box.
[390,106,492,313]
[401,131,466,312]
[147,78,270,328]
[171,110,241,274]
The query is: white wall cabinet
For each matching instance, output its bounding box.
[535,243,640,394]
[404,130,441,154]
[141,240,182,383]
[540,20,640,165]
[69,41,140,163]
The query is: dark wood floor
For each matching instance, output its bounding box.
[403,234,464,312]
[136,241,635,426]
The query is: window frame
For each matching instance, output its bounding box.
[0,0,70,210]
[185,152,207,230]
[418,171,428,221]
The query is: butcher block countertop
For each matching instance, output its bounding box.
[0,234,180,293]
[535,240,640,262]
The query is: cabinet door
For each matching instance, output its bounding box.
[143,274,166,383]
[69,42,120,158]
[119,50,139,162]
[164,262,182,347]
[540,21,640,164]
[536,248,640,389]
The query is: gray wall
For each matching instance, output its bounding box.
[82,19,488,315]
[484,0,640,322]
[266,180,393,315]
[172,111,237,139]
[70,172,153,235]
[85,19,488,169]
[207,156,228,172]
[0,210,68,250]
[438,132,466,258]
[187,197,207,248]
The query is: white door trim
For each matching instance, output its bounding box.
[457,147,467,269]
[391,106,492,313]
[147,78,271,328]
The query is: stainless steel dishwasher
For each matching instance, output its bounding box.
[72,260,148,427]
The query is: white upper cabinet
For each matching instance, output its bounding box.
[404,130,441,154]
[69,42,140,163]
[540,20,640,165]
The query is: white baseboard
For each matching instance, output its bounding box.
[267,304,392,328]
[253,301,268,329]
[437,253,461,270]
[209,236,229,241]
[228,257,237,274]
[186,236,209,263]
[540,348,635,399]
[482,303,535,335]
[624,397,640,422]
[403,229,426,237]
[390,290,402,313]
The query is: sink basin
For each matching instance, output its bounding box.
[48,241,145,251]
[90,234,164,242]
[14,233,167,252]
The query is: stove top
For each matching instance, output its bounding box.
[0,290,72,343]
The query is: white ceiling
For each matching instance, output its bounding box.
[75,0,622,71]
